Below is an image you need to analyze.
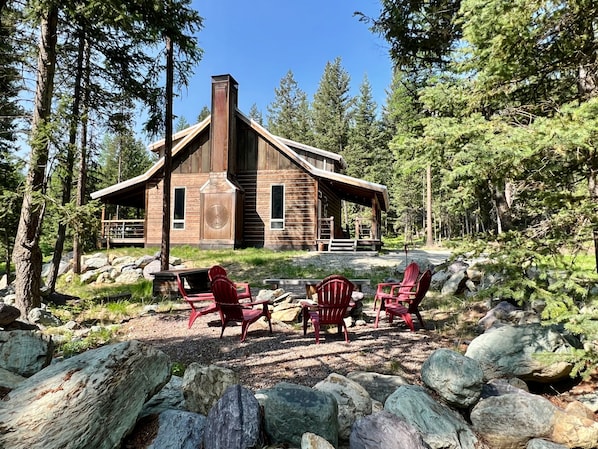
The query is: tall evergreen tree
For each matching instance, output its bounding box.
[267,70,313,144]
[248,103,263,125]
[197,105,210,122]
[312,57,352,155]
[346,75,390,184]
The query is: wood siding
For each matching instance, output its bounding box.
[145,169,210,246]
[236,126,317,249]
[172,132,210,174]
[318,182,343,238]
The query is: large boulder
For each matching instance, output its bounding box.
[202,385,263,449]
[385,385,478,449]
[0,303,20,326]
[347,370,409,403]
[257,382,338,448]
[314,373,372,441]
[350,411,431,449]
[470,393,557,448]
[421,348,484,408]
[140,375,186,418]
[0,330,53,376]
[465,324,580,382]
[0,340,170,449]
[182,363,239,415]
[147,409,205,449]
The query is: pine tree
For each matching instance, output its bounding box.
[197,105,210,122]
[267,70,313,144]
[312,57,352,155]
[248,103,263,125]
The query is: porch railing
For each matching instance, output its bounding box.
[100,219,145,245]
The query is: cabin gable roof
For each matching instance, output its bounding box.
[91,79,388,211]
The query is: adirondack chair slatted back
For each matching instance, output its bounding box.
[208,265,227,281]
[315,275,354,325]
[395,261,421,300]
[210,275,244,321]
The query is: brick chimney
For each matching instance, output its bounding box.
[210,74,238,173]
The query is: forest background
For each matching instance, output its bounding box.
[0,0,597,376]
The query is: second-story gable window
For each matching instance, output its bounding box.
[271,184,284,230]
[173,187,185,230]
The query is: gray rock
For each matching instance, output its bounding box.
[465,324,581,382]
[0,366,26,389]
[478,301,519,330]
[143,259,173,280]
[385,385,478,449]
[257,382,338,448]
[182,363,239,415]
[481,378,529,398]
[347,370,409,403]
[441,270,467,296]
[82,254,109,270]
[202,384,263,449]
[350,410,431,449]
[526,439,568,449]
[470,393,557,448]
[0,303,20,326]
[147,409,205,449]
[135,254,157,268]
[421,348,484,408]
[0,340,170,449]
[314,373,372,441]
[0,330,53,376]
[28,308,63,327]
[301,432,335,448]
[115,269,143,284]
[111,255,137,267]
[141,375,186,417]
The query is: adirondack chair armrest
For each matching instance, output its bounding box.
[389,282,417,296]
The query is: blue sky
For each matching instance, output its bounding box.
[171,0,392,128]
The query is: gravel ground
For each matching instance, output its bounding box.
[117,249,456,390]
[117,306,456,390]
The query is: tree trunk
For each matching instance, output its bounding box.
[48,25,85,292]
[588,167,598,273]
[12,6,58,316]
[73,36,90,275]
[490,180,512,234]
[426,164,433,247]
[161,35,174,271]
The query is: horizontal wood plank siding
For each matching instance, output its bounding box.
[145,173,209,246]
[237,170,316,249]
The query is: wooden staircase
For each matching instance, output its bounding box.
[328,239,357,252]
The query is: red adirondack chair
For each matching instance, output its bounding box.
[176,271,218,329]
[377,269,432,331]
[210,275,272,342]
[302,274,354,344]
[208,265,252,301]
[373,261,420,312]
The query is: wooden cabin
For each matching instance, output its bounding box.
[91,74,389,251]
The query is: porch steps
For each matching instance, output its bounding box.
[328,239,357,252]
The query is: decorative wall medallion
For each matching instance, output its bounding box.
[206,204,229,229]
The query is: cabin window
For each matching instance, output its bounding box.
[173,187,185,230]
[271,184,285,230]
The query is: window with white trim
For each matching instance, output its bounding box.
[270,184,285,230]
[173,187,185,230]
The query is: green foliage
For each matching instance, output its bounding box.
[312,57,353,153]
[57,327,116,358]
[267,70,314,144]
[171,361,186,377]
[457,233,598,379]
